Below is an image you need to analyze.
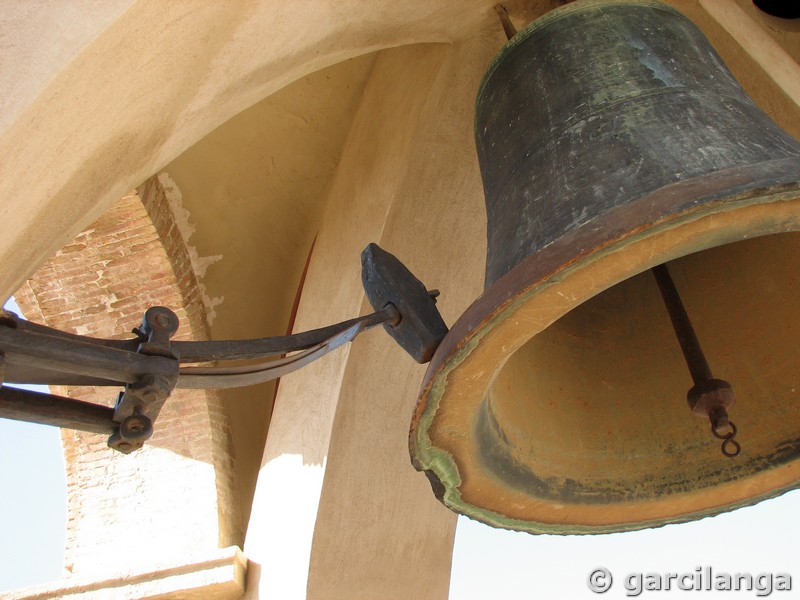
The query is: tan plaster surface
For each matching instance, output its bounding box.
[242,43,455,599]
[305,31,494,599]
[4,546,246,600]
[159,53,377,525]
[0,0,496,300]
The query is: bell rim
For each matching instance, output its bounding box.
[411,158,800,534]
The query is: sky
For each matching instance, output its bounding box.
[2,296,800,597]
[0,295,66,591]
[0,414,65,592]
[450,491,800,599]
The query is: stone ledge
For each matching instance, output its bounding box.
[1,546,246,600]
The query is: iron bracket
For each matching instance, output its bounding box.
[0,244,448,452]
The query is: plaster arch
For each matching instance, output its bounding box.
[0,0,495,300]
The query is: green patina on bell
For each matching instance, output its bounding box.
[411,0,800,534]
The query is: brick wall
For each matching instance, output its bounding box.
[14,184,241,578]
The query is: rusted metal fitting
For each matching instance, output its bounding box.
[108,371,176,453]
[0,310,17,328]
[361,244,449,363]
[687,378,736,430]
[108,404,156,453]
[121,373,175,407]
[107,307,180,453]
[1,246,446,456]
[135,306,179,359]
[494,4,517,40]
[687,378,740,457]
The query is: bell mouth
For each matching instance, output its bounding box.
[411,180,800,534]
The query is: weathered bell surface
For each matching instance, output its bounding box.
[411,0,800,534]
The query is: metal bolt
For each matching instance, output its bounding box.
[119,413,153,442]
[140,389,159,404]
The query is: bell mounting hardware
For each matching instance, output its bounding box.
[0,244,447,453]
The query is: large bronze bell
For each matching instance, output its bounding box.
[411,0,800,534]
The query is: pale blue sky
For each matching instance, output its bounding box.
[1,299,66,592]
[451,490,800,598]
[0,416,65,591]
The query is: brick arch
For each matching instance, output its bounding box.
[14,183,242,581]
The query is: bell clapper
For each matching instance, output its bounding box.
[651,263,742,458]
